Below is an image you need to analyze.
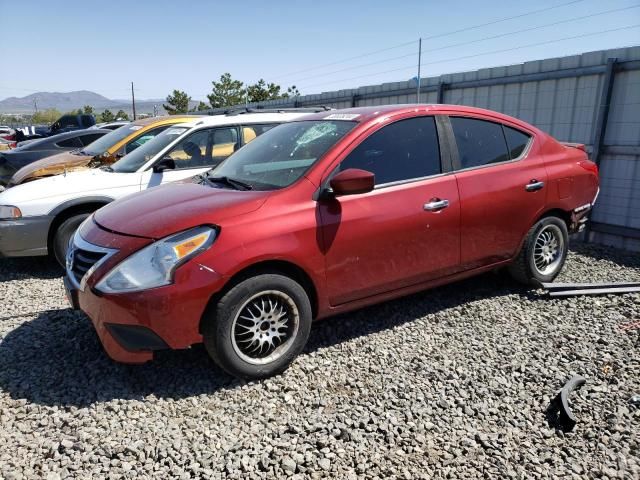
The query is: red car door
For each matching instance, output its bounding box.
[318,116,461,306]
[448,116,548,269]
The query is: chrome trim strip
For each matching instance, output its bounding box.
[66,229,118,292]
[592,187,600,206]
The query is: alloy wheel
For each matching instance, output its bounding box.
[231,290,299,365]
[532,224,565,276]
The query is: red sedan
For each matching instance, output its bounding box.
[65,105,599,379]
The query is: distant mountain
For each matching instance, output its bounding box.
[0,90,194,116]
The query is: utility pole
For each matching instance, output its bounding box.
[131,82,137,120]
[416,38,422,103]
[33,99,38,113]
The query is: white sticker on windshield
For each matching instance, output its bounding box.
[165,128,185,135]
[324,113,360,120]
[129,125,143,130]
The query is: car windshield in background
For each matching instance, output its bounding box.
[112,127,188,173]
[81,124,143,156]
[209,120,356,190]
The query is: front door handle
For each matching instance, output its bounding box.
[424,199,449,212]
[525,180,545,192]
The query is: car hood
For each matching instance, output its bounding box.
[93,183,270,239]
[10,150,94,186]
[0,168,141,204]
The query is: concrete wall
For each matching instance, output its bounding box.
[199,47,640,251]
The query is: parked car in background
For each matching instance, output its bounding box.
[90,121,130,131]
[0,137,16,152]
[7,116,197,187]
[15,114,96,141]
[61,104,600,379]
[0,129,110,187]
[0,109,316,265]
[0,126,16,140]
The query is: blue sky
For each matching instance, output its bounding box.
[0,0,638,102]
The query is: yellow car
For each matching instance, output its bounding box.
[8,116,200,186]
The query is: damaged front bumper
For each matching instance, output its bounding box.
[64,229,227,364]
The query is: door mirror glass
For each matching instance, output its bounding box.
[153,157,176,173]
[329,168,375,196]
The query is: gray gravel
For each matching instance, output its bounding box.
[0,243,638,479]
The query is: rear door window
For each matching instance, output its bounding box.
[163,127,239,169]
[56,137,83,148]
[504,126,531,159]
[339,116,441,185]
[79,133,106,146]
[450,117,510,169]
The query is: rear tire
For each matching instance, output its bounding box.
[508,216,568,286]
[53,213,90,268]
[202,273,312,379]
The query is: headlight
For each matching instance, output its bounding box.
[95,226,217,293]
[0,205,21,219]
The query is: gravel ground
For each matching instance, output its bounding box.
[0,242,638,479]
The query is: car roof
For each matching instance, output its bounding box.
[130,115,202,127]
[171,111,310,129]
[295,104,541,131]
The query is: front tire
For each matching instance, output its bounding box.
[508,216,569,286]
[202,273,312,379]
[53,213,90,267]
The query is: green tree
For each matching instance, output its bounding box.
[285,85,300,97]
[115,110,129,120]
[32,108,62,124]
[83,105,94,115]
[76,108,83,115]
[197,101,209,111]
[207,73,245,108]
[247,79,284,103]
[163,89,191,115]
[100,109,115,122]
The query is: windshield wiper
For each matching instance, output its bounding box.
[206,175,253,191]
[100,165,114,172]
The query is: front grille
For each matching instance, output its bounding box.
[71,248,106,285]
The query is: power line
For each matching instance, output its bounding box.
[275,0,586,80]
[284,4,640,85]
[296,24,640,91]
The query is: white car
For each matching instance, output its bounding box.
[0,109,324,265]
[89,121,130,130]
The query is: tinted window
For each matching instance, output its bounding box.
[340,116,440,185]
[79,133,106,146]
[56,137,83,148]
[504,126,531,159]
[450,117,509,169]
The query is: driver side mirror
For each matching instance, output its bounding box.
[153,157,176,173]
[329,168,375,196]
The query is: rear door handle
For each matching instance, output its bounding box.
[525,180,545,192]
[423,199,449,212]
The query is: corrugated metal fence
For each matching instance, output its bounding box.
[198,46,640,251]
